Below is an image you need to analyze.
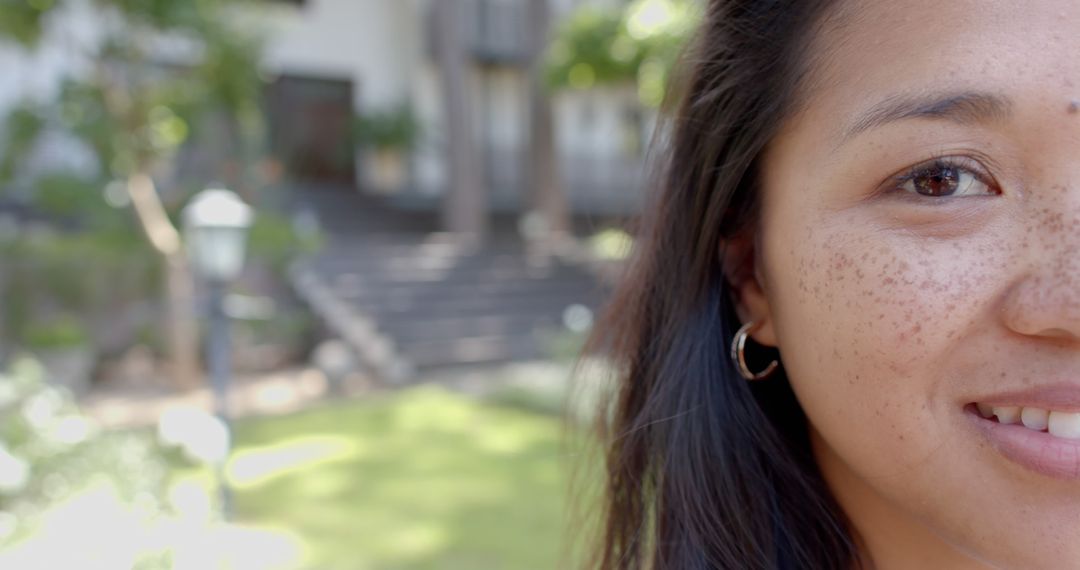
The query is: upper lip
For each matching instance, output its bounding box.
[970,383,1080,412]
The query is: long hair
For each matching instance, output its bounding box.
[578,1,857,568]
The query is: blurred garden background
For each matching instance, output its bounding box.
[0,0,697,568]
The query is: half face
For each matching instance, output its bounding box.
[755,0,1080,567]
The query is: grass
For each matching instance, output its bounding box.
[203,383,598,570]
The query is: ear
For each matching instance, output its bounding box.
[720,232,778,347]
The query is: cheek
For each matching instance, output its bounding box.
[776,222,1007,383]
[763,217,1014,474]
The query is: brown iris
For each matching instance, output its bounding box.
[911,164,960,196]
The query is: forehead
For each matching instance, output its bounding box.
[798,0,1080,142]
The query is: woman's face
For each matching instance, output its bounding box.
[753,0,1080,567]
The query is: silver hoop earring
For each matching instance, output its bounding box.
[730,320,779,381]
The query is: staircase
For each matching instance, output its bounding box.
[289,187,610,379]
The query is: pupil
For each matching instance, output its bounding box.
[914,165,959,196]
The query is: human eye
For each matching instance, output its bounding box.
[888,156,1000,199]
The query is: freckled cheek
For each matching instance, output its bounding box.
[782,235,1006,370]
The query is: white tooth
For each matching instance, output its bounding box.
[976,403,994,418]
[1021,407,1049,431]
[1048,412,1080,440]
[993,406,1021,424]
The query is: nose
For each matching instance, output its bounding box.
[1000,210,1080,344]
[1002,275,1080,343]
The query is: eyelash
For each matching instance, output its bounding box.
[886,155,1001,199]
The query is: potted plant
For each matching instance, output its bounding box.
[353,105,420,194]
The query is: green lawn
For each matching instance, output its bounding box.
[214,384,597,570]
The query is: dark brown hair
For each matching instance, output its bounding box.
[578,1,858,568]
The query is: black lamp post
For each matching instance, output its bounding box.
[182,187,253,520]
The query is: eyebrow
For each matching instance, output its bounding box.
[837,90,1013,147]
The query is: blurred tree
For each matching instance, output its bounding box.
[545,0,700,107]
[0,0,267,389]
[527,0,570,241]
[434,0,488,240]
[0,0,53,47]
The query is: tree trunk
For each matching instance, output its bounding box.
[434,0,488,242]
[527,0,571,243]
[163,252,201,390]
[96,55,202,391]
[126,173,201,390]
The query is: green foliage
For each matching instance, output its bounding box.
[0,0,54,47]
[246,212,323,272]
[545,0,701,106]
[30,174,104,219]
[0,104,45,184]
[545,9,633,89]
[196,22,265,117]
[354,105,421,152]
[240,309,313,345]
[0,230,161,348]
[97,0,212,32]
[0,0,267,183]
[20,317,89,350]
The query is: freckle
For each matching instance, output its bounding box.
[1068,100,1079,114]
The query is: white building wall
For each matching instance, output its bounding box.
[257,0,419,111]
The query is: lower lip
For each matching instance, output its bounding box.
[968,407,1080,480]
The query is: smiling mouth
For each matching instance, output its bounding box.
[972,403,1080,440]
[968,402,1080,480]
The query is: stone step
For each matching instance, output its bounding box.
[287,189,611,372]
[320,266,584,286]
[401,334,548,369]
[333,280,604,308]
[379,314,563,344]
[310,247,539,268]
[354,287,604,313]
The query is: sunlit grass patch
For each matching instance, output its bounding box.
[213,383,592,570]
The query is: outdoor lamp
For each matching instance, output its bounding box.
[182,187,253,282]
[180,185,252,521]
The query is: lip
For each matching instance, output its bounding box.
[967,405,1080,480]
